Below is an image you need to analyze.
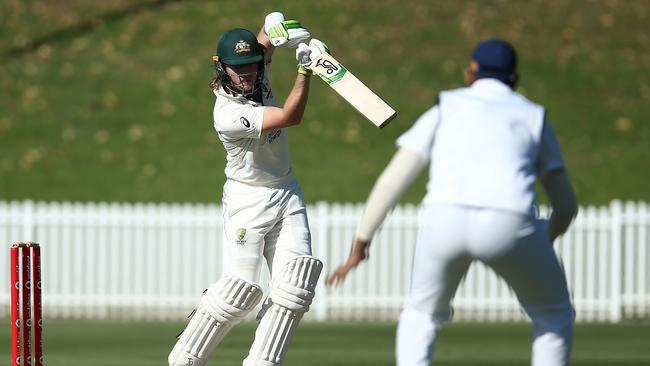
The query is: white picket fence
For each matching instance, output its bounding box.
[0,200,648,323]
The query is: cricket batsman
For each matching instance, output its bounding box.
[326,39,578,365]
[168,12,328,366]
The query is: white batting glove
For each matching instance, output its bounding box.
[264,12,285,34]
[307,38,329,63]
[296,43,312,75]
[295,39,330,75]
[266,13,310,49]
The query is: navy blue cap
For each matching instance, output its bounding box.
[471,39,517,84]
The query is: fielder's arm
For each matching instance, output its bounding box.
[325,147,426,286]
[536,119,578,242]
[356,148,427,242]
[541,169,578,242]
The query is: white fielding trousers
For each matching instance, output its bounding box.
[222,178,312,284]
[396,204,574,366]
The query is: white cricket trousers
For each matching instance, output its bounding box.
[222,178,312,284]
[397,204,574,366]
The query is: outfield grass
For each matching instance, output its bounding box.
[1,1,649,204]
[0,320,649,365]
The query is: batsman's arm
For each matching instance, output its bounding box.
[257,24,299,134]
[258,25,275,64]
[261,74,310,133]
[258,12,286,63]
[260,12,311,64]
[261,40,328,133]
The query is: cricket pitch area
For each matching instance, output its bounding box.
[1,320,648,365]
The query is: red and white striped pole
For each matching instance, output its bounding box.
[10,242,43,366]
[10,245,20,366]
[21,245,32,366]
[30,243,43,366]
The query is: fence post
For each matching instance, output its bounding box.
[22,200,35,241]
[312,202,329,322]
[219,205,230,279]
[609,200,623,322]
[639,202,648,318]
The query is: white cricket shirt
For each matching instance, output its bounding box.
[397,78,565,216]
[213,67,292,186]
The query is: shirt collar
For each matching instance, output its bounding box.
[471,78,513,93]
[214,87,250,103]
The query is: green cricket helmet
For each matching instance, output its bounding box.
[215,28,264,65]
[212,28,265,99]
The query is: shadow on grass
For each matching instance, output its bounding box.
[1,0,190,59]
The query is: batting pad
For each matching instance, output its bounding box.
[168,275,263,366]
[244,256,323,366]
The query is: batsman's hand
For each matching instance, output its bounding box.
[266,13,310,48]
[295,39,330,75]
[296,43,312,75]
[306,38,329,62]
[325,238,369,287]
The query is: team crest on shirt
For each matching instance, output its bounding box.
[234,40,251,54]
[235,228,247,245]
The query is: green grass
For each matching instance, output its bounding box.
[1,0,648,204]
[0,320,649,365]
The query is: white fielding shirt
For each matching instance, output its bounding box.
[397,79,565,216]
[213,66,293,186]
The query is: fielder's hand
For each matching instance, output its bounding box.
[265,12,310,48]
[325,238,369,287]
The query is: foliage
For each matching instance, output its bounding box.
[1,0,648,204]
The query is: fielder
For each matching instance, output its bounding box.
[326,39,578,366]
[168,12,328,366]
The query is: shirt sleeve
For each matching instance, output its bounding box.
[396,105,440,161]
[215,103,264,140]
[356,148,427,241]
[535,119,565,177]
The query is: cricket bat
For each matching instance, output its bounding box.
[310,52,396,128]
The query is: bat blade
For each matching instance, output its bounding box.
[310,52,396,128]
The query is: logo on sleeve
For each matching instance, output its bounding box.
[240,117,251,128]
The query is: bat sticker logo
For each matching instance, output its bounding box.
[315,59,339,74]
[315,59,348,85]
